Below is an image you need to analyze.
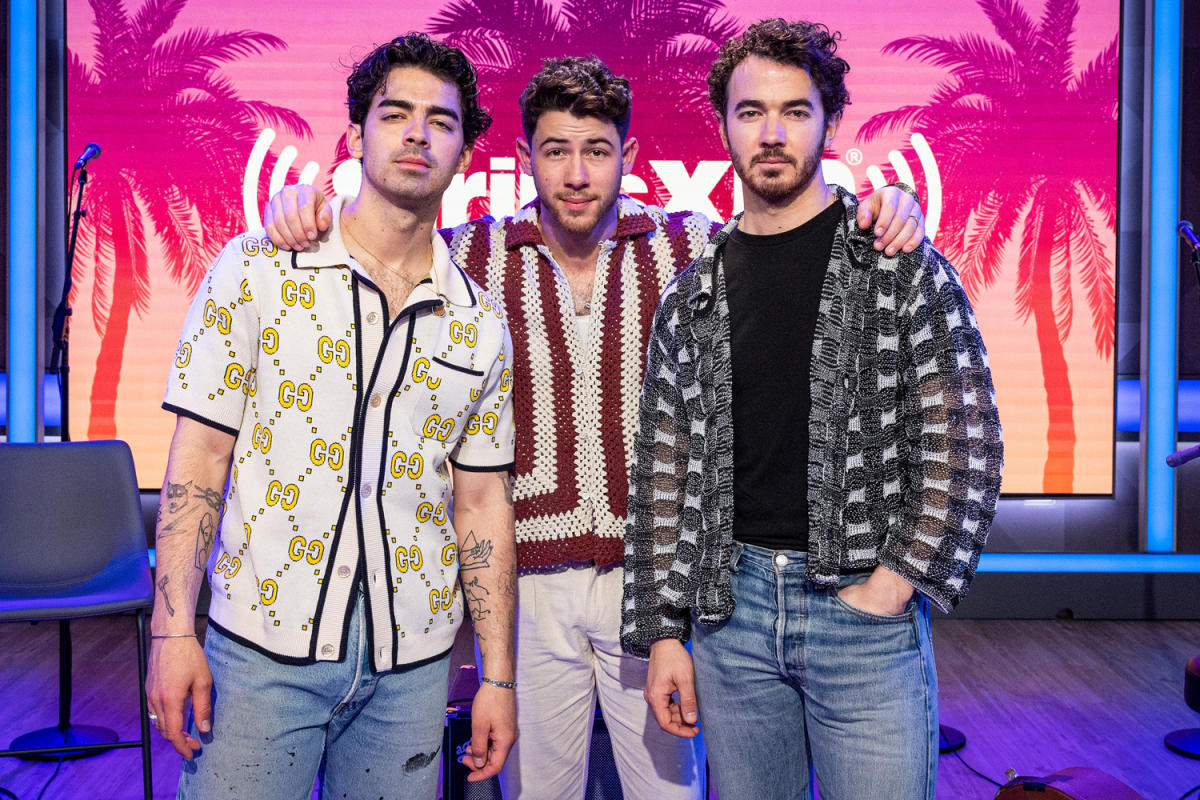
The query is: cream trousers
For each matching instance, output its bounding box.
[497,566,705,800]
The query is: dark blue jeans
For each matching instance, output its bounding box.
[692,543,938,800]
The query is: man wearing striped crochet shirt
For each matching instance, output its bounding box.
[264,53,925,800]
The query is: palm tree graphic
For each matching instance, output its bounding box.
[426,0,740,210]
[859,0,1117,492]
[68,0,310,439]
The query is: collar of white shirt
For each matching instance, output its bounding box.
[291,195,476,310]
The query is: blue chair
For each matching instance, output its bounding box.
[0,440,154,799]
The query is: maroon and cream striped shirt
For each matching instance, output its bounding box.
[444,197,716,572]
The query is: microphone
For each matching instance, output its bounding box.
[1180,220,1200,254]
[74,142,101,169]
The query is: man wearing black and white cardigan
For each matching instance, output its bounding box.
[621,19,1003,800]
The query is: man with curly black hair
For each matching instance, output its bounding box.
[623,19,1003,799]
[147,33,518,798]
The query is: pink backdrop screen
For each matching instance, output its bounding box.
[65,0,1120,494]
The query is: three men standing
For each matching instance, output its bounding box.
[264,48,926,799]
[158,17,973,800]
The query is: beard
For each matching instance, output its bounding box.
[732,144,822,205]
[545,180,620,236]
[551,192,606,234]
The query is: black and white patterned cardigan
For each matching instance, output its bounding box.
[620,187,1004,658]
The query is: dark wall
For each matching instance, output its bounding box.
[1181,0,1200,377]
[1177,5,1200,553]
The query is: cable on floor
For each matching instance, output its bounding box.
[941,726,1003,788]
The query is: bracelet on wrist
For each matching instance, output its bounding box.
[480,676,515,690]
[150,633,197,639]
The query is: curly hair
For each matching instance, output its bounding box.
[708,19,851,121]
[519,56,633,142]
[346,33,492,147]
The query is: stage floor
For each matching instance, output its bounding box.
[1,616,1197,799]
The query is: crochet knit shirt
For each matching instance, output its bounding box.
[445,197,716,572]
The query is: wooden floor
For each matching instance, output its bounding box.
[0,616,1198,799]
[934,619,1200,799]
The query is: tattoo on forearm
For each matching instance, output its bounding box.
[195,512,216,570]
[193,485,225,515]
[158,574,176,617]
[159,482,225,542]
[158,516,185,538]
[462,575,491,622]
[459,531,493,571]
[500,473,514,506]
[166,480,192,513]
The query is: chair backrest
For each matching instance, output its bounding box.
[0,440,146,595]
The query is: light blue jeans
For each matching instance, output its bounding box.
[178,591,451,799]
[691,543,938,800]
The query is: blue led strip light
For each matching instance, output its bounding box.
[1145,0,1182,551]
[7,0,38,442]
[979,553,1200,573]
[1116,379,1200,432]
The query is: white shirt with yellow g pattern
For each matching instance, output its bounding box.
[164,201,515,671]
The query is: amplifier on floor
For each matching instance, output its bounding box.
[442,667,624,800]
[993,766,1147,799]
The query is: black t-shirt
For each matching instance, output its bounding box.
[724,200,841,552]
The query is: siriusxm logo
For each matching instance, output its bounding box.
[243,129,942,242]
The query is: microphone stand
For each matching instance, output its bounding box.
[1193,241,1200,301]
[50,163,90,442]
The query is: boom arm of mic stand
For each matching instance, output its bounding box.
[1168,443,1200,468]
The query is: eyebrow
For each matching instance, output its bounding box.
[732,98,814,113]
[538,136,615,146]
[377,98,461,122]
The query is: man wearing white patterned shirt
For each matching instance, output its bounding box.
[146,33,518,799]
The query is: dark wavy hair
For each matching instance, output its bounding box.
[708,19,851,121]
[519,56,633,142]
[346,32,492,147]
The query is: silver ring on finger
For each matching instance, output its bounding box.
[147,712,159,723]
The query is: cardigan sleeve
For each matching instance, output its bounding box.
[621,293,694,658]
[877,241,1004,612]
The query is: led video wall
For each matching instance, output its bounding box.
[65,0,1119,493]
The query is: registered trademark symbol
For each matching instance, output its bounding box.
[846,148,863,165]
